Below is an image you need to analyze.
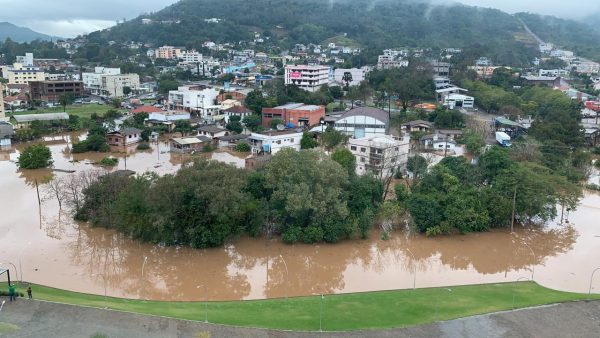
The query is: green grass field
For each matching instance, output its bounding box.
[2,282,598,331]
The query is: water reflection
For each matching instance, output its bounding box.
[0,132,598,301]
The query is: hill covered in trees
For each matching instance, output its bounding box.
[86,0,541,66]
[0,22,60,43]
[516,13,600,62]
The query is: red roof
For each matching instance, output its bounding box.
[131,105,163,114]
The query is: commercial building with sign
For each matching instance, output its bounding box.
[284,65,330,92]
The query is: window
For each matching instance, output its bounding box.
[350,146,357,151]
[360,157,365,163]
[360,147,366,153]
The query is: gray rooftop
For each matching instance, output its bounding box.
[0,122,15,138]
[273,103,304,110]
[13,113,69,123]
[339,107,390,124]
[198,125,227,133]
[217,134,249,141]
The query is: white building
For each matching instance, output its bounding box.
[82,67,117,93]
[550,49,575,61]
[334,67,371,87]
[323,107,389,139]
[147,111,191,122]
[180,50,203,64]
[168,85,220,118]
[348,135,410,177]
[377,55,409,70]
[443,93,474,109]
[248,130,303,155]
[15,53,34,66]
[539,43,554,54]
[539,69,570,77]
[284,65,330,92]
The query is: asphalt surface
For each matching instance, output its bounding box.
[0,298,599,337]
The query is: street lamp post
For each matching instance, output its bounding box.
[319,294,324,332]
[512,276,531,309]
[588,267,600,300]
[522,241,536,281]
[197,284,208,323]
[279,254,289,300]
[18,241,32,284]
[1,262,19,284]
[406,248,417,290]
[141,256,148,279]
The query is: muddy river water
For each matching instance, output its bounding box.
[1,132,599,301]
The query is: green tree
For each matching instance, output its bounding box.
[407,155,428,180]
[58,93,74,112]
[235,142,251,152]
[174,120,192,136]
[270,118,284,129]
[122,86,132,96]
[17,143,53,169]
[321,128,347,150]
[245,90,268,114]
[461,130,486,156]
[242,114,263,132]
[300,132,318,149]
[266,149,351,243]
[331,148,356,176]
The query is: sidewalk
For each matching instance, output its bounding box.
[0,297,598,337]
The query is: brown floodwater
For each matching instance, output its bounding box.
[1,132,599,301]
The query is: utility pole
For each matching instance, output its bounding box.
[511,184,517,233]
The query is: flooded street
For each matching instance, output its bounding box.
[1,133,599,301]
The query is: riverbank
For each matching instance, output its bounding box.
[2,282,599,331]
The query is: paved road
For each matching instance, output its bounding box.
[0,298,599,337]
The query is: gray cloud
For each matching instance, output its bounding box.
[0,0,178,37]
[1,0,598,38]
[453,0,600,19]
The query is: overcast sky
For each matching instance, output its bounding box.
[0,0,598,38]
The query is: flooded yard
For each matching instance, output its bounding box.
[0,133,599,301]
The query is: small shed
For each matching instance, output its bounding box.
[0,121,15,146]
[170,135,212,153]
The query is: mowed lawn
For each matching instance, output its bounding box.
[3,282,599,331]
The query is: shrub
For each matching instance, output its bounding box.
[202,144,216,152]
[137,143,151,150]
[17,143,53,169]
[98,157,118,166]
[235,142,251,152]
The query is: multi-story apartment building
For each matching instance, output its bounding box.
[168,85,220,119]
[82,67,140,97]
[3,62,45,85]
[180,50,203,63]
[348,135,410,177]
[29,81,84,103]
[155,46,182,59]
[376,55,409,70]
[261,103,325,128]
[284,65,330,92]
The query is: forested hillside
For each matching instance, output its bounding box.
[516,13,600,61]
[87,0,539,66]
